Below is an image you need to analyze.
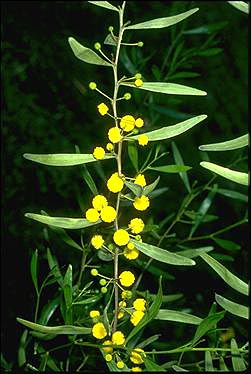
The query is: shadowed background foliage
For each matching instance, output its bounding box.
[1,0,248,368]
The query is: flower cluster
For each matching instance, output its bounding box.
[85,194,116,223]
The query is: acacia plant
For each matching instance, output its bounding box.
[16,1,248,372]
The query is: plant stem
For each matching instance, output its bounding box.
[144,347,248,355]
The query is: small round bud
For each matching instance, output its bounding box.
[99,278,107,286]
[134,73,142,79]
[108,26,114,33]
[117,361,125,369]
[89,82,97,90]
[133,128,139,135]
[124,92,131,100]
[101,286,108,294]
[106,143,114,152]
[105,354,113,362]
[94,42,101,50]
[137,41,144,47]
[91,269,98,276]
[135,235,142,241]
[108,243,114,251]
[122,290,132,299]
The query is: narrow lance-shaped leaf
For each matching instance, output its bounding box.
[155,309,202,325]
[231,338,247,371]
[200,161,248,186]
[131,115,207,142]
[192,311,225,345]
[178,246,214,258]
[131,239,195,266]
[63,265,73,324]
[16,318,91,335]
[25,213,101,230]
[125,180,143,197]
[227,1,249,14]
[126,8,199,29]
[75,144,99,196]
[88,1,119,12]
[209,187,248,203]
[172,141,191,192]
[23,153,115,166]
[212,237,241,251]
[215,293,248,319]
[149,165,191,173]
[200,253,248,295]
[199,134,248,151]
[143,176,160,196]
[47,248,64,287]
[144,357,166,372]
[30,249,39,295]
[128,141,138,172]
[205,351,215,372]
[121,81,207,96]
[68,37,112,66]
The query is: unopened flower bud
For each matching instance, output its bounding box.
[137,41,144,47]
[133,128,139,135]
[124,92,131,100]
[94,42,101,50]
[99,279,107,286]
[101,287,108,294]
[134,73,142,79]
[89,82,97,90]
[108,26,114,33]
[91,269,98,276]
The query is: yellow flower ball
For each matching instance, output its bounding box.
[134,174,146,187]
[91,235,104,249]
[135,118,144,128]
[92,195,108,211]
[117,361,125,369]
[97,103,109,116]
[138,134,149,146]
[113,229,130,246]
[112,331,125,345]
[130,311,145,326]
[134,79,143,87]
[85,208,100,222]
[123,246,139,260]
[133,298,146,312]
[127,242,135,250]
[100,206,117,223]
[92,322,107,339]
[93,146,105,160]
[89,310,100,318]
[108,127,123,143]
[107,172,124,193]
[105,354,113,362]
[102,340,113,354]
[133,195,150,211]
[120,115,135,132]
[131,367,142,372]
[119,271,135,287]
[106,142,114,152]
[130,348,146,365]
[128,218,144,234]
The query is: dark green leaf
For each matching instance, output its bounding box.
[143,176,160,196]
[38,296,60,325]
[231,338,246,371]
[212,188,248,202]
[148,187,169,199]
[192,311,225,345]
[137,334,161,349]
[23,153,115,166]
[104,33,118,46]
[16,318,91,335]
[30,249,39,295]
[172,365,189,372]
[155,309,202,325]
[18,330,28,367]
[128,141,138,172]
[215,294,248,319]
[168,71,200,79]
[97,248,113,262]
[63,265,73,324]
[82,165,99,196]
[125,180,143,196]
[200,162,248,186]
[205,351,214,371]
[172,141,191,192]
[122,81,207,96]
[183,21,228,34]
[213,237,241,251]
[47,248,63,287]
[88,1,118,11]
[178,246,214,258]
[68,37,112,66]
[197,47,223,56]
[199,134,248,151]
[149,165,192,173]
[144,357,165,371]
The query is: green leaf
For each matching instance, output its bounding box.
[104,33,118,46]
[63,265,73,324]
[210,187,248,202]
[144,357,165,371]
[200,162,248,186]
[121,81,207,96]
[231,338,246,371]
[155,309,202,325]
[68,37,112,66]
[197,48,223,56]
[131,115,207,142]
[16,318,91,335]
[178,246,214,258]
[215,294,248,319]
[88,1,118,11]
[199,134,248,151]
[227,1,249,14]
[131,239,195,266]
[128,141,138,172]
[213,237,241,251]
[183,21,228,34]
[168,71,201,79]
[18,330,28,367]
[38,296,60,325]
[192,311,225,345]
[143,176,160,196]
[200,253,248,295]
[149,165,191,173]
[124,180,143,196]
[126,8,199,29]
[137,334,161,349]
[205,351,215,371]
[23,153,115,166]
[30,249,39,295]
[25,213,101,230]
[148,187,169,199]
[126,277,162,343]
[172,141,191,192]
[172,365,189,372]
[82,165,99,195]
[189,184,217,237]
[219,357,229,371]
[47,248,63,287]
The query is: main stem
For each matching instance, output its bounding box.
[112,1,125,333]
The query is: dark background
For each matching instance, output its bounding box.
[1,0,248,367]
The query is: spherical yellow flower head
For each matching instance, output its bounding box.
[89,310,100,318]
[134,174,146,188]
[105,354,113,362]
[134,79,143,87]
[107,172,124,193]
[98,103,109,116]
[131,367,142,372]
[102,340,113,354]
[100,206,117,223]
[91,235,104,249]
[123,246,139,260]
[85,208,100,222]
[92,195,108,211]
[133,298,146,312]
[119,271,135,287]
[135,118,144,128]
[120,115,135,132]
[112,331,125,345]
[117,361,125,369]
[113,229,130,246]
[130,348,146,365]
[129,218,145,234]
[93,146,105,160]
[133,195,150,211]
[92,322,107,339]
[130,310,145,326]
[106,142,114,152]
[108,127,123,143]
[138,134,149,146]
